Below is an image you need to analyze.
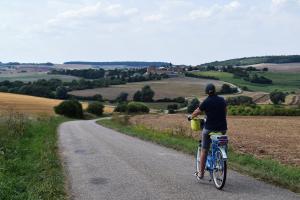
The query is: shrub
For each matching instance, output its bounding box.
[219,84,238,94]
[54,100,83,118]
[227,105,300,116]
[127,102,150,113]
[270,91,286,105]
[168,109,176,114]
[115,92,128,103]
[173,97,185,103]
[187,98,200,114]
[226,96,255,106]
[167,104,178,110]
[114,103,128,113]
[86,102,104,116]
[141,85,155,102]
[133,91,142,101]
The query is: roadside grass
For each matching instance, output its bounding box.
[98,118,300,193]
[0,116,68,200]
[193,71,300,93]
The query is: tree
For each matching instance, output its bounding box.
[133,91,142,101]
[115,92,128,102]
[56,86,68,99]
[187,98,200,114]
[141,85,155,102]
[270,91,286,105]
[86,102,104,116]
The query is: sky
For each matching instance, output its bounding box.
[0,0,300,65]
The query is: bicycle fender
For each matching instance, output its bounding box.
[218,147,228,160]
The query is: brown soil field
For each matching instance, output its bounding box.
[0,92,113,116]
[130,114,300,166]
[242,63,300,72]
[69,77,224,100]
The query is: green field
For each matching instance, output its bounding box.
[193,71,300,93]
[0,73,79,82]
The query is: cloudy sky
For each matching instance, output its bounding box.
[0,0,300,65]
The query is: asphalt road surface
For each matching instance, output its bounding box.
[59,120,299,200]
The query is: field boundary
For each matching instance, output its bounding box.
[97,118,300,193]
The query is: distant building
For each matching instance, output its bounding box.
[147,66,157,74]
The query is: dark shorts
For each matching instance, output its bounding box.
[200,128,226,150]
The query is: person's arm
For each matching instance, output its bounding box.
[191,107,201,119]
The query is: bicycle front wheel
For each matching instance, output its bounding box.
[212,149,227,190]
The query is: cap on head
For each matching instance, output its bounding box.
[205,83,216,95]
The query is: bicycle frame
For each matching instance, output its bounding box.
[206,135,228,178]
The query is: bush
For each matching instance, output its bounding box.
[133,91,142,101]
[167,104,178,110]
[115,92,128,103]
[141,85,155,102]
[86,102,104,116]
[127,102,150,113]
[270,91,286,105]
[227,105,300,116]
[173,97,185,103]
[226,96,255,106]
[219,84,238,94]
[168,109,176,114]
[187,98,200,114]
[114,103,128,113]
[54,100,83,118]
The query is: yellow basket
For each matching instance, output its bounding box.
[191,118,201,131]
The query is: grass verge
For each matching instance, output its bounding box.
[98,119,300,193]
[0,116,68,200]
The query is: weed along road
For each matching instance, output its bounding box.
[59,120,299,200]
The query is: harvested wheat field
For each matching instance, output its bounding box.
[0,92,116,115]
[0,92,64,115]
[130,114,300,166]
[69,77,224,100]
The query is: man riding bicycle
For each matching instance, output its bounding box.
[189,83,227,179]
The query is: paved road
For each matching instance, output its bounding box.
[59,120,299,200]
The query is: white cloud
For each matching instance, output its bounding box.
[223,1,240,12]
[188,1,241,20]
[143,14,164,22]
[47,1,138,27]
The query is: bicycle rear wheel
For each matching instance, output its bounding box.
[212,149,227,190]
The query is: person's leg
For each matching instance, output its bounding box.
[198,129,211,178]
[199,149,208,177]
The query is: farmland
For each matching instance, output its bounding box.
[0,72,79,82]
[192,71,300,93]
[69,77,224,100]
[0,92,100,115]
[241,63,300,72]
[129,114,300,166]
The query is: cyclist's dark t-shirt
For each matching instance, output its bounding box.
[199,95,227,131]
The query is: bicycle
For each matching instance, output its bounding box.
[191,118,229,190]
